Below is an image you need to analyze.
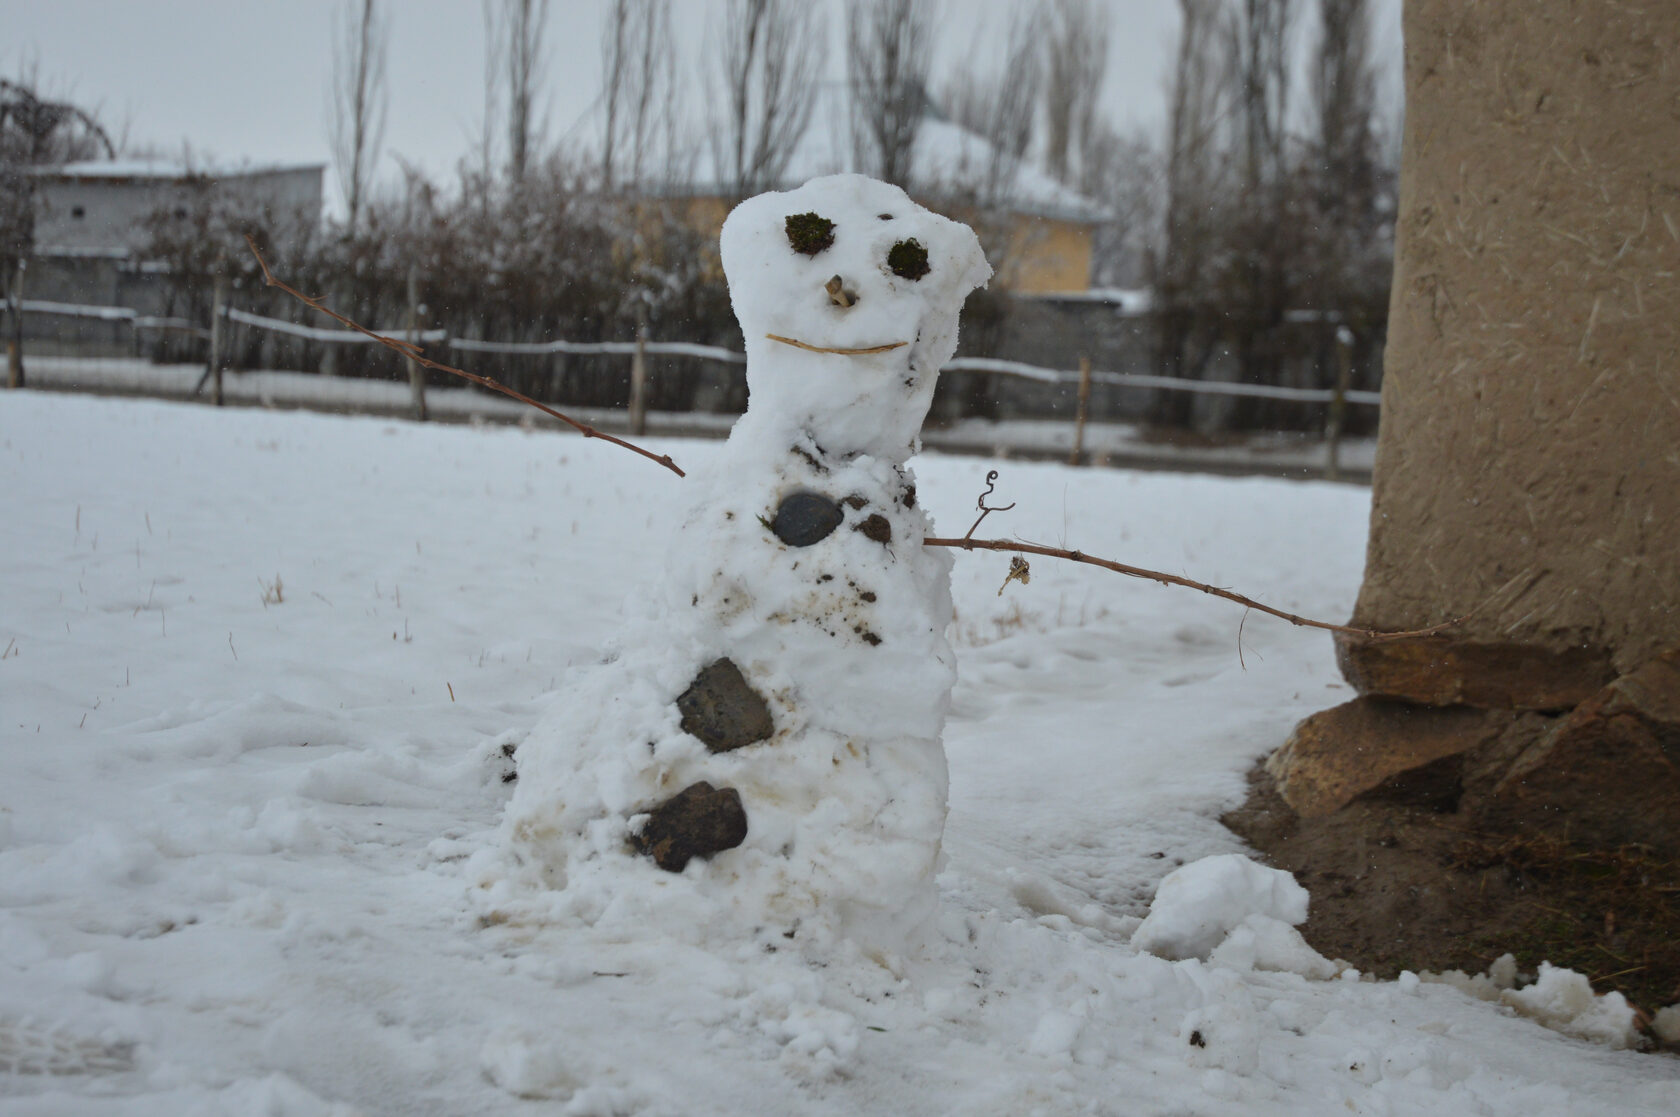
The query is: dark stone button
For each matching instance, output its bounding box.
[771,491,843,547]
[677,657,774,752]
[633,781,748,872]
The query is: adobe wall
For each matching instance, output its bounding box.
[1340,0,1680,707]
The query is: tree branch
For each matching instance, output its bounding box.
[244,236,684,477]
[923,534,1465,643]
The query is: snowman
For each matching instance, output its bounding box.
[494,174,991,955]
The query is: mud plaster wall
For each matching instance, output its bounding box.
[1351,0,1680,677]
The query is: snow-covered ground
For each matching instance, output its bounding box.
[1,393,1673,1115]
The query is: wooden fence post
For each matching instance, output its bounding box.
[208,272,227,407]
[7,258,26,389]
[1324,324,1353,481]
[628,327,649,437]
[1069,355,1092,466]
[405,264,427,422]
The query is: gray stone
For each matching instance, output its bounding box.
[677,657,774,753]
[771,492,842,547]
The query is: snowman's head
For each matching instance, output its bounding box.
[720,175,991,460]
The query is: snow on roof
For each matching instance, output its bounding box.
[39,159,325,182]
[637,83,1108,224]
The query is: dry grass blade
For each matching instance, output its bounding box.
[244,236,684,477]
[923,535,1467,642]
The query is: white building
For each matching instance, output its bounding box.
[26,160,323,315]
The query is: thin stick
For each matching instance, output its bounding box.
[766,334,907,356]
[244,237,684,477]
[924,535,1467,643]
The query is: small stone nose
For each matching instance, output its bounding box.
[825,274,857,309]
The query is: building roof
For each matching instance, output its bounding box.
[37,159,326,184]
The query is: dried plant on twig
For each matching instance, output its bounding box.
[964,469,1016,540]
[244,236,685,477]
[926,471,1466,644]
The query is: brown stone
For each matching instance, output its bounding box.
[1267,697,1511,818]
[1605,646,1680,728]
[1334,634,1615,711]
[854,514,891,545]
[677,658,774,753]
[632,781,749,872]
[1476,650,1680,853]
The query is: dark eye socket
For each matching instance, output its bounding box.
[785,212,835,256]
[887,238,930,281]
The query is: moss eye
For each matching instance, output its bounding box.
[887,238,930,281]
[785,212,835,256]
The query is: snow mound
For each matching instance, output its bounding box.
[1500,962,1642,1049]
[1653,1003,1680,1046]
[1132,854,1333,978]
[1423,955,1643,1049]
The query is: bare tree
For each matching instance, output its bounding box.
[1219,0,1301,426]
[1,74,115,388]
[502,0,549,184]
[1151,0,1233,426]
[1308,0,1383,298]
[846,0,934,189]
[1230,0,1295,201]
[476,1,503,189]
[1081,122,1161,288]
[1301,0,1392,413]
[1042,0,1110,188]
[709,0,825,198]
[938,7,1041,196]
[329,0,387,232]
[601,0,678,191]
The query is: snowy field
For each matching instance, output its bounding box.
[1,392,1675,1115]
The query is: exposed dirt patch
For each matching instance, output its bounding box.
[1224,765,1680,1050]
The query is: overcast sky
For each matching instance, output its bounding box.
[4,0,1401,211]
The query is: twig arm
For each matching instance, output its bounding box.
[244,237,684,477]
[923,535,1465,643]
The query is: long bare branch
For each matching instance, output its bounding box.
[244,236,684,477]
[924,534,1465,643]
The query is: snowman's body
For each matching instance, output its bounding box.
[498,175,990,954]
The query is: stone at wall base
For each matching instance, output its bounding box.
[1267,697,1510,818]
[1333,633,1615,711]
[1475,649,1680,852]
[1269,649,1680,854]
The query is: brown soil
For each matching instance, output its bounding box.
[1223,765,1680,1050]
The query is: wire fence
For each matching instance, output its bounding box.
[6,298,1381,478]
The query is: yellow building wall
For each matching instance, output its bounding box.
[998,217,1093,295]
